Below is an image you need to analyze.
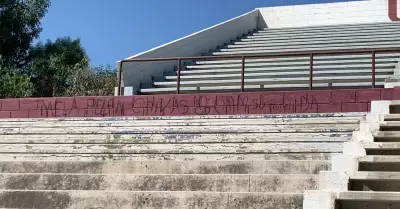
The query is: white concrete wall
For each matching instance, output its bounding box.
[118,10,260,95]
[258,0,398,28]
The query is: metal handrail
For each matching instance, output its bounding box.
[117,47,400,96]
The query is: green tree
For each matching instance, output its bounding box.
[0,1,118,99]
[29,37,89,97]
[66,65,117,97]
[0,72,34,98]
[0,58,33,98]
[0,0,51,68]
[0,0,50,99]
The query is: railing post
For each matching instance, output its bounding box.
[309,54,314,90]
[177,59,182,94]
[117,61,123,96]
[372,51,376,89]
[241,56,245,92]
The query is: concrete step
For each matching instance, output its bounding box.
[0,142,344,154]
[0,124,358,134]
[0,112,364,122]
[380,122,400,132]
[364,143,400,156]
[259,21,399,30]
[212,44,400,55]
[231,36,400,49]
[248,26,399,39]
[391,107,400,115]
[359,156,400,172]
[180,67,393,76]
[0,190,303,209]
[256,22,400,34]
[0,132,353,144]
[359,160,400,172]
[0,160,330,174]
[246,28,400,41]
[350,171,400,192]
[0,119,362,128]
[382,114,400,121]
[0,153,339,161]
[217,41,400,53]
[374,131,400,140]
[351,171,400,180]
[337,191,400,209]
[187,61,396,70]
[360,155,400,163]
[364,142,400,149]
[0,117,362,128]
[170,69,393,81]
[364,141,400,152]
[0,173,317,193]
[155,75,388,87]
[374,133,400,143]
[236,33,400,45]
[194,54,399,65]
[141,82,385,94]
[189,58,397,69]
[249,26,400,38]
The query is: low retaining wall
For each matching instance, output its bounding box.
[0,88,398,118]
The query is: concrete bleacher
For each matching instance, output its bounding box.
[0,0,398,208]
[0,113,363,208]
[140,22,400,94]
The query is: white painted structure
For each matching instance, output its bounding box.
[117,0,400,95]
[258,0,398,28]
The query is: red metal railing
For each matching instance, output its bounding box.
[117,47,400,96]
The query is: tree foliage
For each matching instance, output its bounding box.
[0,72,34,98]
[29,37,89,97]
[65,65,117,97]
[0,1,117,99]
[0,0,51,68]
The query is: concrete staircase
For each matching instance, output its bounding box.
[303,101,400,209]
[0,113,364,209]
[141,22,400,94]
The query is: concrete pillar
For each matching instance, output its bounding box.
[370,101,391,114]
[303,191,337,209]
[343,142,367,156]
[385,81,400,88]
[352,121,380,143]
[365,113,385,123]
[359,121,380,133]
[352,131,374,143]
[319,171,350,191]
[114,86,134,96]
[331,155,360,174]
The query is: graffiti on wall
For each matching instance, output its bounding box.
[30,93,319,118]
[389,0,400,21]
[0,88,391,118]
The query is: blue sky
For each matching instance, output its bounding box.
[39,0,357,67]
